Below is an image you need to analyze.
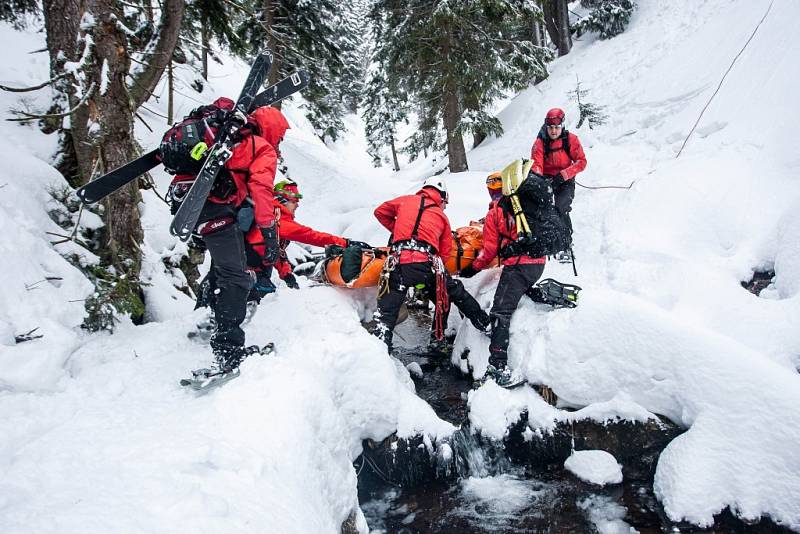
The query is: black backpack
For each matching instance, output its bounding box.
[159,103,230,175]
[499,167,571,257]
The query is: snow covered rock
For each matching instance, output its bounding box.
[565,450,623,486]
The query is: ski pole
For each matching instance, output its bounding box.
[570,247,578,277]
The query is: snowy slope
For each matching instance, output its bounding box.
[451,0,800,528]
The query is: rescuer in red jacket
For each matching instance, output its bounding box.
[373,177,490,353]
[243,179,366,295]
[530,108,587,260]
[458,172,547,387]
[181,104,288,371]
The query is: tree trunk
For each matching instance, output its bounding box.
[201,24,209,80]
[128,0,184,109]
[167,59,174,124]
[262,0,284,107]
[389,134,400,172]
[441,31,468,173]
[90,0,144,276]
[555,0,572,56]
[43,0,93,185]
[543,0,571,57]
[532,11,548,85]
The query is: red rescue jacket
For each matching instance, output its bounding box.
[246,201,346,278]
[472,199,545,270]
[374,188,451,264]
[530,131,587,180]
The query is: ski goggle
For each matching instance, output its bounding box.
[486,173,503,190]
[545,117,564,126]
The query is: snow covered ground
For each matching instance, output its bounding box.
[2,0,800,531]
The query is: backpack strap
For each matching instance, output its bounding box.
[539,126,571,159]
[411,194,436,240]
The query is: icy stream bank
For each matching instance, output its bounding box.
[355,311,794,533]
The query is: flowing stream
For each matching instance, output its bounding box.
[356,310,789,533]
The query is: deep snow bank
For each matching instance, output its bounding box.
[0,283,453,533]
[447,0,800,528]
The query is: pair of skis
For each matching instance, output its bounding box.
[75,55,308,243]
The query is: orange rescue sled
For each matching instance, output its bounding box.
[321,223,495,288]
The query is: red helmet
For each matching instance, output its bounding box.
[274,179,302,204]
[545,108,565,126]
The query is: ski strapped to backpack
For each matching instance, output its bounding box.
[159,98,233,176]
[74,67,309,207]
[169,52,273,241]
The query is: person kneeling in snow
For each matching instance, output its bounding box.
[458,172,547,387]
[373,177,490,353]
[244,178,369,294]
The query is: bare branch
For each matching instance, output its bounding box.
[135,112,154,132]
[0,72,69,93]
[6,82,96,122]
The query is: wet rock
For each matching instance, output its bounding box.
[504,412,683,481]
[340,508,360,534]
[742,269,775,296]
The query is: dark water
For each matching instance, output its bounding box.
[357,310,791,534]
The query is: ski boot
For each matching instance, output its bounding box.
[554,249,573,264]
[181,343,275,391]
[475,364,526,389]
[243,300,259,325]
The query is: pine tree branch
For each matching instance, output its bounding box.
[128,0,184,110]
[0,72,69,93]
[6,82,97,122]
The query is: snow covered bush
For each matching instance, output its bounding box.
[574,0,637,40]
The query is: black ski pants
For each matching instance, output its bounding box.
[196,202,252,357]
[375,262,488,352]
[549,177,575,237]
[488,262,545,369]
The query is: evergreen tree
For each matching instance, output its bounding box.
[233,0,367,141]
[567,77,607,129]
[183,0,245,81]
[369,0,553,172]
[361,61,406,170]
[541,0,573,56]
[574,0,636,40]
[0,0,38,28]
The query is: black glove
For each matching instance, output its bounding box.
[283,273,300,289]
[260,223,279,265]
[346,239,372,249]
[548,173,565,187]
[459,264,479,278]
